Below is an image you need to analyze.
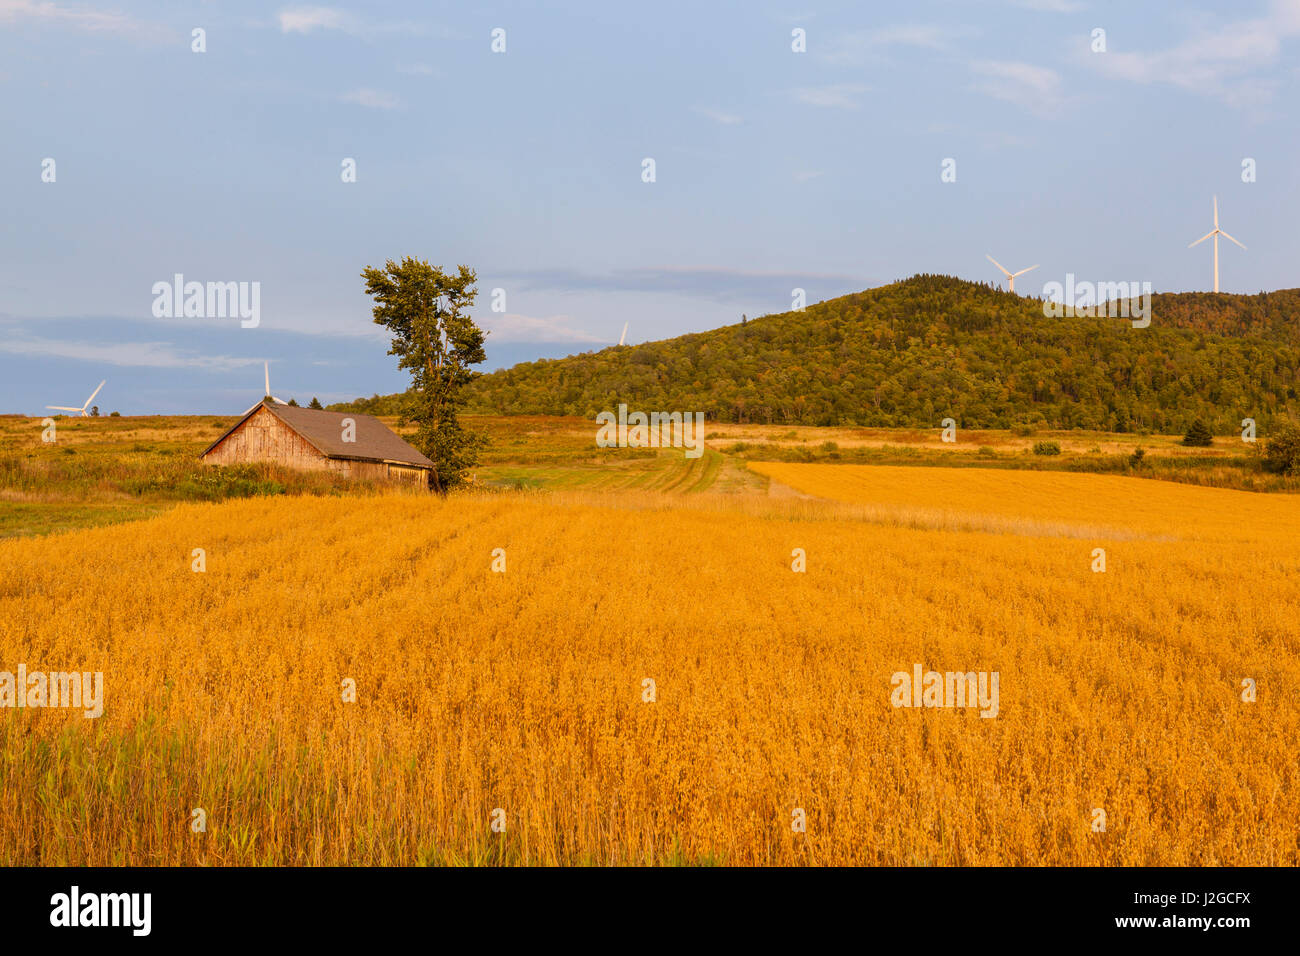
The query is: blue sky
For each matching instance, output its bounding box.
[2,0,1298,414]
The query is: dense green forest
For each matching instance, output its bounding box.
[335,275,1300,432]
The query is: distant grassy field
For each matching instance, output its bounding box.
[0,412,1292,540]
[0,413,368,538]
[708,421,1298,493]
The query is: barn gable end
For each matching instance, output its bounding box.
[200,402,432,486]
[203,405,330,472]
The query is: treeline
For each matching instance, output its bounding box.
[335,275,1300,432]
[329,392,410,416]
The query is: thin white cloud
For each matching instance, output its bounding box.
[0,334,264,371]
[501,266,866,302]
[278,6,346,34]
[1011,0,1085,11]
[793,170,824,182]
[275,6,455,39]
[791,83,870,109]
[480,313,603,344]
[1083,0,1300,110]
[969,60,1064,115]
[0,0,170,39]
[340,88,400,110]
[821,24,969,64]
[692,106,742,125]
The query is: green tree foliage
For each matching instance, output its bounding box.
[308,397,323,410]
[1032,441,1061,456]
[1262,419,1300,475]
[1181,420,1213,446]
[409,275,1298,432]
[327,393,408,415]
[361,257,487,492]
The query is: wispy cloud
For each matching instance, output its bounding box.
[821,24,970,64]
[278,6,347,34]
[969,60,1064,115]
[0,333,263,371]
[790,83,870,109]
[0,0,171,39]
[501,266,867,303]
[1082,0,1300,110]
[692,106,742,125]
[793,170,824,183]
[276,6,455,39]
[1010,0,1085,11]
[340,88,400,110]
[480,313,603,344]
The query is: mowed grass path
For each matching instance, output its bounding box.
[1,471,1296,865]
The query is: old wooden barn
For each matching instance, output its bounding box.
[201,401,434,486]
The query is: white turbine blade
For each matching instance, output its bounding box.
[1012,265,1040,277]
[270,395,285,404]
[1188,231,1215,248]
[618,322,628,346]
[1213,195,1219,228]
[47,406,81,412]
[83,380,106,407]
[1219,230,1246,250]
[264,361,271,396]
[985,254,1012,277]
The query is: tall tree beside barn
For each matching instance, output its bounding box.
[361,257,487,492]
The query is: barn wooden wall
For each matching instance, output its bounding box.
[202,407,428,487]
[385,464,429,486]
[204,407,331,472]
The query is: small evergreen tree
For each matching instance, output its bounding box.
[309,397,323,409]
[1182,420,1213,446]
[288,398,299,407]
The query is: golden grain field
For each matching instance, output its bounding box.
[1,468,1297,865]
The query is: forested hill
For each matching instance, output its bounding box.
[340,275,1300,432]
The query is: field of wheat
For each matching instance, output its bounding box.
[1,466,1297,865]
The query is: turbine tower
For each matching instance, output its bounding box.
[1188,196,1245,293]
[243,362,286,414]
[47,380,106,417]
[986,255,1039,294]
[263,361,284,403]
[618,322,628,346]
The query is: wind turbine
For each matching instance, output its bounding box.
[243,362,286,414]
[986,255,1039,293]
[1188,196,1245,293]
[618,322,629,346]
[47,380,106,417]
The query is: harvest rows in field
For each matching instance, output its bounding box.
[1,469,1296,864]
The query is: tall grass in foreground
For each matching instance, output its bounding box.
[1,475,1297,865]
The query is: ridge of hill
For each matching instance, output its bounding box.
[334,274,1300,432]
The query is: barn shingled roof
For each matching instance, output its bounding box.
[201,401,435,469]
